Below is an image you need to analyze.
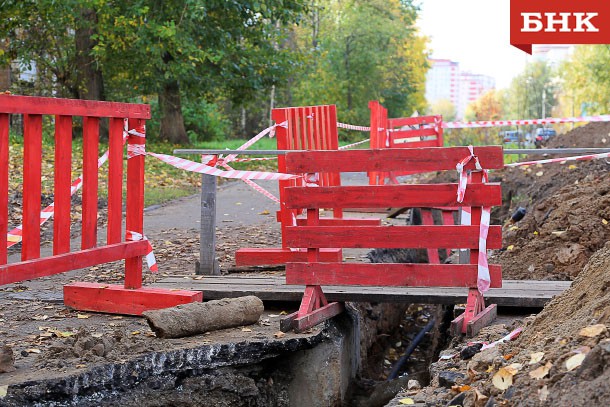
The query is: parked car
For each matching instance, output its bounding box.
[501,130,524,143]
[535,127,556,141]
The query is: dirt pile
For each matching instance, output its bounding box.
[492,122,610,280]
[390,242,610,406]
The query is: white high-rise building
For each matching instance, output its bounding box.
[426,58,495,120]
[425,59,459,108]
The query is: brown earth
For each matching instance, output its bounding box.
[390,241,610,407]
[492,122,610,281]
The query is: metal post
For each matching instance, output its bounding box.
[197,173,219,275]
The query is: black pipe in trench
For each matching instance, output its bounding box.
[387,318,436,381]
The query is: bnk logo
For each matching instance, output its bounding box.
[510,1,610,54]
[521,13,599,33]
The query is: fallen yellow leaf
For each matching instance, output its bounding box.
[565,353,586,371]
[242,328,252,332]
[529,362,552,379]
[579,324,606,337]
[398,398,414,405]
[603,219,609,225]
[451,384,471,393]
[492,367,515,390]
[131,331,140,335]
[535,171,544,176]
[76,314,90,319]
[529,351,545,364]
[259,210,270,215]
[568,164,577,170]
[507,245,514,251]
[0,385,7,398]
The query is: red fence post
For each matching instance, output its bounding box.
[22,114,42,261]
[0,113,7,264]
[107,117,124,245]
[81,116,100,250]
[125,118,145,289]
[54,115,73,255]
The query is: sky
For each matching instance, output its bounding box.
[416,0,536,89]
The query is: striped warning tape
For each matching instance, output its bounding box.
[444,114,610,129]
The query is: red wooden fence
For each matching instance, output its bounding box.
[235,104,380,267]
[368,100,444,185]
[0,95,200,314]
[280,146,504,335]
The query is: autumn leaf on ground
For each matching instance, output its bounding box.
[565,353,586,371]
[398,398,414,405]
[492,367,515,390]
[529,362,552,379]
[273,331,285,339]
[529,351,545,364]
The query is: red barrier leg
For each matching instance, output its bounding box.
[451,288,497,337]
[64,282,202,315]
[280,285,344,333]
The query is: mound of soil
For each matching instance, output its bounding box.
[492,122,610,280]
[390,242,610,406]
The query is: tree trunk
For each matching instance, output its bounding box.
[159,79,189,144]
[75,8,105,101]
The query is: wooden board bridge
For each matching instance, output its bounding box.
[152,274,571,308]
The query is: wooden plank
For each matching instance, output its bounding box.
[0,113,8,264]
[53,115,72,255]
[151,277,570,308]
[22,114,42,261]
[81,116,99,250]
[390,127,437,140]
[0,241,148,286]
[199,174,219,275]
[284,184,502,209]
[285,146,504,173]
[0,94,150,119]
[106,117,124,245]
[64,282,202,315]
[390,140,440,150]
[284,225,502,249]
[235,248,342,266]
[295,217,381,226]
[389,115,441,127]
[286,263,502,288]
[125,119,146,289]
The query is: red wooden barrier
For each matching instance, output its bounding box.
[0,95,201,314]
[280,146,504,335]
[368,100,444,185]
[235,104,380,266]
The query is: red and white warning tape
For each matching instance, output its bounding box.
[337,122,371,132]
[444,114,610,129]
[505,150,610,167]
[146,152,299,181]
[125,230,158,272]
[456,146,491,293]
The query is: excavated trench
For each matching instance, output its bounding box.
[1,302,451,407]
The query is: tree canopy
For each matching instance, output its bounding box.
[1,0,430,143]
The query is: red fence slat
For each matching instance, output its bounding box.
[125,118,145,289]
[53,115,73,255]
[81,116,99,250]
[285,147,504,173]
[0,95,150,119]
[22,114,43,261]
[284,225,502,249]
[284,183,502,209]
[287,263,503,288]
[0,241,148,286]
[107,117,124,244]
[0,113,7,264]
